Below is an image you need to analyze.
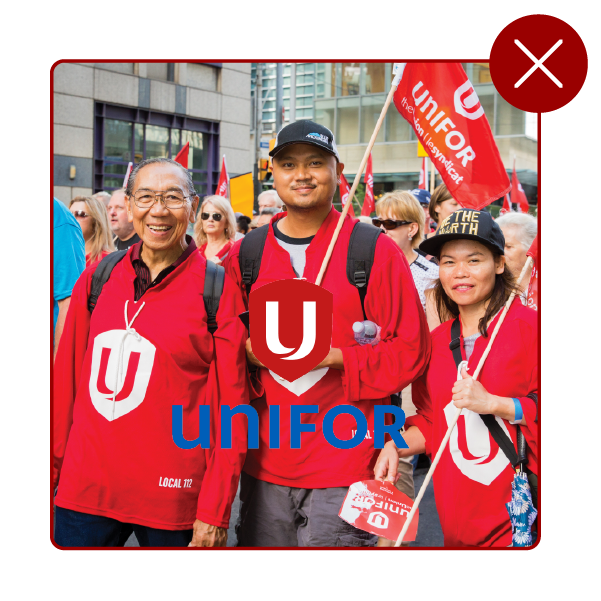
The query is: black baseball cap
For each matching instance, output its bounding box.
[269,120,340,161]
[419,208,505,257]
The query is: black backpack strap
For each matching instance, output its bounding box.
[204,260,225,336]
[346,222,382,320]
[239,225,269,294]
[449,317,522,469]
[88,250,128,313]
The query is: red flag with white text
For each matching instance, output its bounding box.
[393,63,510,209]
[339,173,355,216]
[174,142,190,169]
[526,234,538,311]
[215,155,229,198]
[500,194,512,215]
[418,157,427,190]
[512,159,530,213]
[361,153,375,216]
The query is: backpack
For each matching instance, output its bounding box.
[239,221,381,320]
[87,250,225,335]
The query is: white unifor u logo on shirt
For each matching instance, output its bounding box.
[265,301,316,360]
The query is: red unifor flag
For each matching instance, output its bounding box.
[174,142,190,169]
[393,63,510,210]
[361,153,375,216]
[215,155,229,197]
[512,159,530,213]
[339,173,355,216]
[526,233,538,311]
[500,193,512,215]
[418,157,427,190]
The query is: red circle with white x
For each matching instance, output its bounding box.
[489,14,587,113]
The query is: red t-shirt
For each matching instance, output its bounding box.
[53,246,250,529]
[200,239,234,263]
[225,207,431,489]
[407,299,538,547]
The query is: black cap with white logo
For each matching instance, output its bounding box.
[269,120,340,161]
[419,208,505,257]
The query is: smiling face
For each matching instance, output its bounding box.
[70,200,94,242]
[200,201,226,239]
[272,144,343,212]
[126,163,198,253]
[439,239,505,310]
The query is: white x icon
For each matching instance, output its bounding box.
[514,39,563,88]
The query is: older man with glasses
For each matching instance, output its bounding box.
[53,157,249,548]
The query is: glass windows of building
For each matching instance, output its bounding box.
[95,103,218,197]
[361,95,386,144]
[337,97,360,144]
[364,63,386,94]
[341,63,361,96]
[496,94,525,135]
[385,105,414,142]
[476,86,495,133]
[314,99,336,134]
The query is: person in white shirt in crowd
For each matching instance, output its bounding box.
[495,211,537,303]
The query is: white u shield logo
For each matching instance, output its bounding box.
[266,301,316,361]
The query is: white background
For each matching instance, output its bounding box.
[2,1,598,599]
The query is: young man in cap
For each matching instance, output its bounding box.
[225,120,431,547]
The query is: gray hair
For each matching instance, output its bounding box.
[259,206,280,217]
[258,189,283,208]
[92,191,111,201]
[496,212,537,250]
[125,158,196,198]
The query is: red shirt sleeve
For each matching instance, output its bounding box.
[196,273,251,528]
[53,264,97,488]
[339,239,432,402]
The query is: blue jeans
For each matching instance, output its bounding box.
[54,506,193,548]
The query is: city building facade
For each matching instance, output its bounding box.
[53,62,251,205]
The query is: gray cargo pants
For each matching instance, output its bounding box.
[236,472,378,548]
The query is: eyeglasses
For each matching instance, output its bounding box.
[132,190,192,209]
[201,212,223,221]
[71,211,90,219]
[372,218,414,230]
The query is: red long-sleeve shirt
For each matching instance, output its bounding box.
[53,246,249,530]
[225,207,431,488]
[407,299,538,547]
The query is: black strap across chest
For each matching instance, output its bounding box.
[449,318,524,469]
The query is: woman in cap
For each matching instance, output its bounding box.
[374,208,538,547]
[427,183,460,237]
[194,195,237,264]
[374,190,440,330]
[69,195,115,266]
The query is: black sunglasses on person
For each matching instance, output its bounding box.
[372,218,413,230]
[201,212,223,221]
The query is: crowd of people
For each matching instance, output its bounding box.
[52,119,538,548]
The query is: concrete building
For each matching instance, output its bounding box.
[251,62,538,210]
[53,62,252,205]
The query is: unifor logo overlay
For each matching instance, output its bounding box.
[249,279,333,382]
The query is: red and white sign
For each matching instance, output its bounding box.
[122,162,133,189]
[215,155,229,197]
[500,194,512,215]
[339,173,355,216]
[393,63,510,210]
[512,159,530,213]
[418,157,428,190]
[249,279,333,383]
[361,153,375,216]
[339,480,419,542]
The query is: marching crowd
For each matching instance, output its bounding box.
[53,119,538,548]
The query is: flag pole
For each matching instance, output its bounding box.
[394,253,535,547]
[315,65,406,287]
[429,157,435,194]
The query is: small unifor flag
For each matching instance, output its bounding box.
[393,63,510,209]
[215,155,229,198]
[122,162,133,189]
[418,157,428,190]
[512,159,530,213]
[526,234,538,311]
[361,153,375,216]
[500,193,512,215]
[339,173,355,216]
[174,142,190,169]
[339,479,419,542]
